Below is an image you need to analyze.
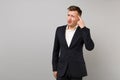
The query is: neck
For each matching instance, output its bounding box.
[68,25,77,30]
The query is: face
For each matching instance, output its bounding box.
[67,11,79,27]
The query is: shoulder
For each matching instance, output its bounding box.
[80,26,90,31]
[56,25,67,31]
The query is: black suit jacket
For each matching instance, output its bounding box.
[52,25,94,78]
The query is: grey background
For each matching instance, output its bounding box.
[0,0,120,80]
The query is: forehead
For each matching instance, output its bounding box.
[67,11,78,15]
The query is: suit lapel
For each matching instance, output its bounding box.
[69,27,81,48]
[62,25,81,48]
[62,25,69,48]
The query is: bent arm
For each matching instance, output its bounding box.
[81,27,94,51]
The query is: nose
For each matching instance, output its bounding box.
[68,16,71,21]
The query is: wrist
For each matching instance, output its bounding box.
[81,26,85,29]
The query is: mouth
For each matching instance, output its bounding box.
[68,20,72,24]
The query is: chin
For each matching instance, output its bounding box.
[67,24,72,26]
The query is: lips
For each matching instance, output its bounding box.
[68,20,72,24]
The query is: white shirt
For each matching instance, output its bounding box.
[65,25,78,47]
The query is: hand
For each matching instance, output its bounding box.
[53,71,58,78]
[77,16,85,28]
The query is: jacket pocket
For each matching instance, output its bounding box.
[69,61,87,78]
[57,62,68,77]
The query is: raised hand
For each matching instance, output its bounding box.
[77,16,85,28]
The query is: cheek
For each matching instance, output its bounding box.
[71,18,75,21]
[72,18,77,22]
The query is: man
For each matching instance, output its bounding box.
[52,5,94,80]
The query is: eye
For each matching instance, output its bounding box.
[68,14,70,16]
[71,15,74,18]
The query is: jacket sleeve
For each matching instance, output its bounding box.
[81,27,94,51]
[52,27,60,71]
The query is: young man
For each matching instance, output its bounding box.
[52,5,94,80]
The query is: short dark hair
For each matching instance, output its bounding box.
[67,5,82,16]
